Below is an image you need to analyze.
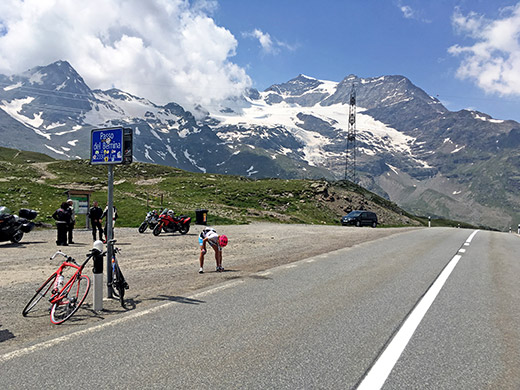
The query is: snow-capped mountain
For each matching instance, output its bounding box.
[1,61,519,230]
[0,61,330,178]
[204,74,520,230]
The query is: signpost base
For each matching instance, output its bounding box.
[93,273,103,311]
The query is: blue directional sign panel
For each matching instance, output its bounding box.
[91,127,124,165]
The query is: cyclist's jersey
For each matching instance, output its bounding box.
[199,227,219,246]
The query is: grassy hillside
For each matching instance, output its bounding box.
[0,146,56,164]
[0,146,459,229]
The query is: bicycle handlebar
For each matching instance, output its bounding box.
[50,250,68,260]
[50,249,105,267]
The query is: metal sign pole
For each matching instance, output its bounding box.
[106,164,114,298]
[90,126,132,301]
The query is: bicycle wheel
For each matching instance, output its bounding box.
[111,266,120,298]
[112,263,126,308]
[22,272,57,316]
[50,274,90,324]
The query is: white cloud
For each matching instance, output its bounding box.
[0,0,251,109]
[396,1,431,23]
[400,5,414,19]
[243,28,295,55]
[246,29,275,53]
[448,3,520,96]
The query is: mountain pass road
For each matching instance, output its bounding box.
[2,228,519,389]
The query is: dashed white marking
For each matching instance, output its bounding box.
[458,249,466,253]
[284,264,298,269]
[357,230,479,390]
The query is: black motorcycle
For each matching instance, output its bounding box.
[0,207,38,244]
[138,210,160,233]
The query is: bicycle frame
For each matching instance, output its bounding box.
[49,251,93,324]
[23,250,98,324]
[49,259,83,304]
[107,239,128,308]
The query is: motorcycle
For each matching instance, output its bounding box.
[0,206,38,244]
[138,210,159,233]
[152,209,191,236]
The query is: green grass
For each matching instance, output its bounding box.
[0,146,56,163]
[0,147,431,228]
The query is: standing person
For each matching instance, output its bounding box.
[102,204,118,242]
[66,199,76,244]
[198,227,228,273]
[52,202,71,246]
[88,201,104,241]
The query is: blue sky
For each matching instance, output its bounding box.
[0,0,519,122]
[214,0,520,121]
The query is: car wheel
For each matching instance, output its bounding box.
[355,220,361,227]
[372,221,377,228]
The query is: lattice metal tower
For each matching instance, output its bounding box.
[344,85,357,182]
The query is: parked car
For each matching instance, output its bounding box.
[341,210,378,227]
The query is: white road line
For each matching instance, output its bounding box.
[458,249,466,253]
[1,280,244,362]
[357,230,479,390]
[466,230,479,243]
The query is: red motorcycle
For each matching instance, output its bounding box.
[152,209,191,236]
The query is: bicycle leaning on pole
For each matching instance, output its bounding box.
[107,239,129,309]
[22,244,105,325]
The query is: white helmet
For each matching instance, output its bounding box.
[167,210,174,216]
[93,240,104,252]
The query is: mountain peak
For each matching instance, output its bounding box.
[296,74,317,81]
[23,60,94,101]
[265,74,324,97]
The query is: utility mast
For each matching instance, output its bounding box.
[344,85,357,183]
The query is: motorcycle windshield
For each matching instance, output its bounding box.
[0,206,12,216]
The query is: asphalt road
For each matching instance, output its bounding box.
[1,228,519,389]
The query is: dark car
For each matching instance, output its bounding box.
[341,210,378,227]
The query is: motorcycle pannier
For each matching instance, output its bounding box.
[19,209,38,220]
[20,222,35,233]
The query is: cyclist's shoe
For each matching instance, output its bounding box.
[216,266,224,272]
[123,282,129,290]
[199,268,204,274]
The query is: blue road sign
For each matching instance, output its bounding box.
[91,127,124,165]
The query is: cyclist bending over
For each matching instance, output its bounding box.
[198,227,228,273]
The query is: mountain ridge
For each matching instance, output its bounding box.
[1,60,519,230]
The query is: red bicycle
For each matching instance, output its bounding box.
[22,250,98,324]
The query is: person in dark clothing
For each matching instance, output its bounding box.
[88,201,104,241]
[102,204,118,242]
[66,199,76,244]
[52,202,71,246]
